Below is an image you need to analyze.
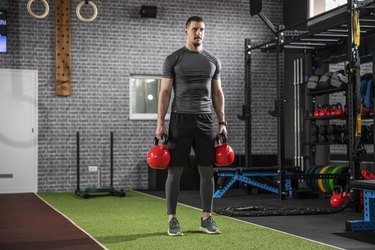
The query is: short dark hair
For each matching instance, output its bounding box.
[185,16,205,27]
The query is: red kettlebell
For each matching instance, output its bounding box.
[330,186,350,208]
[326,104,333,116]
[314,105,322,118]
[319,105,327,117]
[361,169,375,180]
[147,134,171,169]
[330,104,337,116]
[215,133,235,167]
[336,103,343,117]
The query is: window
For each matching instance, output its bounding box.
[309,0,347,18]
[129,75,172,120]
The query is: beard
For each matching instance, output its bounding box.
[192,39,202,47]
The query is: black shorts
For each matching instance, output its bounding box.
[168,113,216,166]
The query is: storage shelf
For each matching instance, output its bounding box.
[307,86,347,96]
[306,115,374,121]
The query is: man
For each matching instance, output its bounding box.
[155,16,227,236]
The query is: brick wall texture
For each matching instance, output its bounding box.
[0,0,283,191]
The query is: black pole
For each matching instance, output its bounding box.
[76,132,80,191]
[245,39,252,168]
[110,132,113,187]
[277,25,286,200]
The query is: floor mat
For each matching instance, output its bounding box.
[0,193,104,250]
[38,191,337,250]
[333,232,375,245]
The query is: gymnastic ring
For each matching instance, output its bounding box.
[76,1,98,22]
[27,0,49,19]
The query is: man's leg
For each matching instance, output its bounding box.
[198,165,214,215]
[165,166,184,236]
[197,165,221,234]
[194,114,221,234]
[166,166,184,217]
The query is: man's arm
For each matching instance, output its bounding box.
[212,79,227,135]
[155,77,173,139]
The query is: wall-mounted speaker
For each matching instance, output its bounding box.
[140,6,157,18]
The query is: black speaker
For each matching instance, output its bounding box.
[250,0,262,16]
[140,6,157,18]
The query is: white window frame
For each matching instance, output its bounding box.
[309,0,347,18]
[129,74,172,120]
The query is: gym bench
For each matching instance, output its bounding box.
[346,180,375,232]
[214,167,292,198]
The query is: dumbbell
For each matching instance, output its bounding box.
[327,124,340,143]
[369,125,374,143]
[338,124,347,144]
[319,125,328,142]
[310,125,319,143]
[361,125,369,143]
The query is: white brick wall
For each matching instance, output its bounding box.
[0,0,283,191]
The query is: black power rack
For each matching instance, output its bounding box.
[241,0,375,200]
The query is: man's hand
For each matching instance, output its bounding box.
[217,124,227,138]
[155,124,168,140]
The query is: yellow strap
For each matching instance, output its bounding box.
[356,104,362,136]
[353,10,360,46]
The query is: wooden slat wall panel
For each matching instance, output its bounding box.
[55,0,71,96]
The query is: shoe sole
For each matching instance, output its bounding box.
[199,226,221,234]
[168,230,183,236]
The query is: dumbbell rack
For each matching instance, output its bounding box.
[305,55,375,207]
[307,56,375,164]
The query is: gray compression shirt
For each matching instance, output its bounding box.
[162,47,221,114]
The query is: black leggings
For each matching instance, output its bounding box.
[165,165,214,214]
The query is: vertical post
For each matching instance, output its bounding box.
[245,39,253,168]
[277,26,286,200]
[309,53,317,168]
[294,59,298,168]
[97,167,102,188]
[110,132,114,187]
[373,55,375,166]
[347,0,362,211]
[76,132,80,191]
[298,58,304,172]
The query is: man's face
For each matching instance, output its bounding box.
[185,21,205,48]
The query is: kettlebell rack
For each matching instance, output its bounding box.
[75,132,125,198]
[225,0,375,203]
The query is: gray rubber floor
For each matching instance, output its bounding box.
[142,188,375,250]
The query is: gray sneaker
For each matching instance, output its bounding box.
[168,218,183,236]
[199,216,221,234]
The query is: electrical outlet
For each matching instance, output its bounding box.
[88,166,98,172]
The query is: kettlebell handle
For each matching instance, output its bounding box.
[333,185,343,194]
[216,133,228,144]
[154,133,168,145]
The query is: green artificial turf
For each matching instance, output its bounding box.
[38,191,337,250]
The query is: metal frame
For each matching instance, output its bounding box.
[346,180,375,231]
[245,39,253,168]
[75,132,125,198]
[346,189,375,231]
[214,170,292,198]
[243,0,375,200]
